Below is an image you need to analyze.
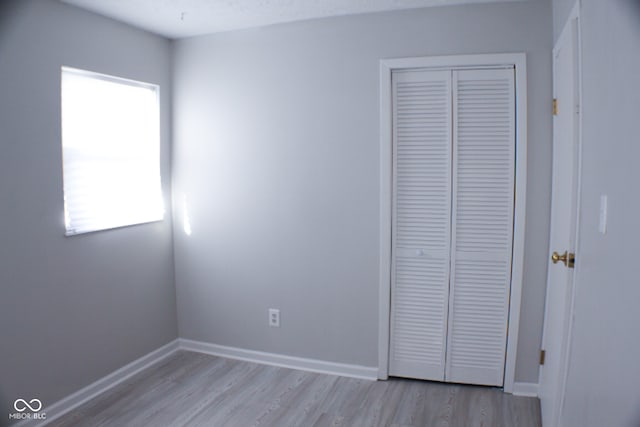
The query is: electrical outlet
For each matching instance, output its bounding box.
[268,309,280,327]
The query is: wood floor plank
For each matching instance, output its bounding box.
[47,351,541,427]
[258,371,338,427]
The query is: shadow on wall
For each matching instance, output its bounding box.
[0,0,22,58]
[0,0,20,33]
[624,0,640,34]
[0,390,10,427]
[1,6,29,427]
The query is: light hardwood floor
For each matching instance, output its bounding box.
[47,351,540,427]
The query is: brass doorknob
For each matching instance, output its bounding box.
[551,250,575,268]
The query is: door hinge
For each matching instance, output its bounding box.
[540,350,546,365]
[552,98,558,116]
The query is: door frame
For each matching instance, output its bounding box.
[378,53,527,393]
[539,2,583,424]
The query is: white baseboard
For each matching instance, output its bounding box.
[512,381,539,397]
[179,338,378,381]
[16,339,180,427]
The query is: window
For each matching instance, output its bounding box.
[61,67,163,235]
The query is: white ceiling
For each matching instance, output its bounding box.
[60,0,527,39]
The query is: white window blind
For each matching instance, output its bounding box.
[61,67,163,236]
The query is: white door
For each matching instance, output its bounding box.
[389,68,515,386]
[446,69,515,387]
[389,69,452,381]
[539,10,580,427]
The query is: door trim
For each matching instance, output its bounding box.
[378,53,527,393]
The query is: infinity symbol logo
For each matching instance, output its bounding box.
[14,399,42,412]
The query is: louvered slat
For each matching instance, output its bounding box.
[446,68,515,386]
[389,70,452,381]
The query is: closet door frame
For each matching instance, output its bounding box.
[378,53,527,394]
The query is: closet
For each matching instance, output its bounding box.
[389,67,515,387]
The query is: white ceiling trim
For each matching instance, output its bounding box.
[60,0,528,39]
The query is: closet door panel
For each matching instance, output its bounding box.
[446,68,515,386]
[389,70,452,381]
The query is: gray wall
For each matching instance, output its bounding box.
[0,0,177,419]
[552,0,576,41]
[172,0,552,383]
[553,0,640,425]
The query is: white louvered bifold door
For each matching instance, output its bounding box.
[389,70,452,381]
[445,68,515,386]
